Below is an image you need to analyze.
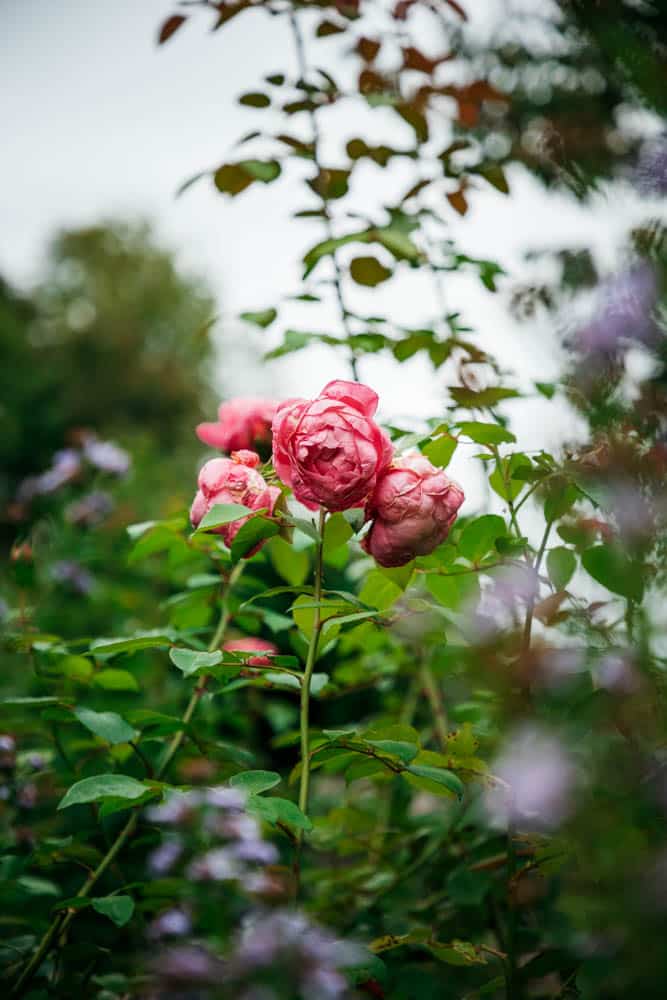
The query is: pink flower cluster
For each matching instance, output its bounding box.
[190,450,281,553]
[196,398,277,454]
[191,380,464,567]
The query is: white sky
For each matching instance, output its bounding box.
[1,0,654,511]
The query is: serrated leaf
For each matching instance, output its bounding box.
[405,765,464,798]
[459,515,506,562]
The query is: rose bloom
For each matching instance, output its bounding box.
[197,398,278,454]
[362,452,464,567]
[190,450,280,553]
[223,636,278,667]
[272,380,392,512]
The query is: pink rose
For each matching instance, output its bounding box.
[190,450,281,554]
[362,452,464,567]
[272,380,392,512]
[223,636,278,667]
[196,398,278,454]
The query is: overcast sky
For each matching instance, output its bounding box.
[1,0,653,510]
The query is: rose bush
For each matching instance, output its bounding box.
[272,380,392,512]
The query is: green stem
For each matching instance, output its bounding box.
[420,662,448,750]
[296,510,326,867]
[521,521,552,656]
[11,563,243,997]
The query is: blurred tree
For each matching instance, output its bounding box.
[0,220,217,520]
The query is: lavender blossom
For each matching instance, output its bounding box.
[148,908,192,940]
[36,449,82,494]
[65,490,114,526]
[50,560,95,595]
[577,263,659,355]
[634,133,667,197]
[83,437,131,475]
[485,725,576,831]
[228,910,361,1000]
[148,837,184,876]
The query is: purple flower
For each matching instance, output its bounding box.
[485,725,576,831]
[83,438,131,475]
[50,560,95,595]
[156,944,224,984]
[148,837,184,876]
[635,134,667,197]
[65,490,114,526]
[577,263,659,355]
[188,847,241,882]
[148,908,192,940]
[147,790,203,826]
[233,840,279,865]
[36,449,82,494]
[203,786,247,810]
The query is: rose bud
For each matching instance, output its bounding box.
[223,636,279,667]
[362,452,464,567]
[197,398,278,454]
[272,380,392,512]
[190,450,281,554]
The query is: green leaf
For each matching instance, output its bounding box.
[404,765,464,798]
[230,770,281,794]
[582,545,644,602]
[231,516,279,562]
[366,740,419,764]
[194,503,253,532]
[458,421,516,445]
[240,307,277,328]
[546,547,576,591]
[93,670,140,692]
[73,707,138,745]
[358,570,403,611]
[92,895,135,928]
[239,91,271,108]
[323,512,354,555]
[169,648,223,676]
[214,159,281,196]
[58,774,148,810]
[91,634,172,655]
[450,385,518,408]
[1,696,60,707]
[350,256,392,286]
[268,536,310,586]
[459,515,506,562]
[489,454,531,501]
[247,795,312,831]
[422,431,457,468]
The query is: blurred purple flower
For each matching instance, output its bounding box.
[17,783,38,809]
[148,837,184,876]
[156,944,225,985]
[50,560,95,595]
[485,725,576,831]
[148,908,192,940]
[204,786,246,810]
[577,263,659,355]
[36,449,82,494]
[233,840,279,865]
[635,134,667,197]
[595,652,640,695]
[83,438,131,475]
[229,910,361,1000]
[65,490,114,526]
[188,847,242,882]
[147,790,203,826]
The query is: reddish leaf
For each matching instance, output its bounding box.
[445,0,468,19]
[357,37,381,62]
[158,14,186,45]
[447,187,468,216]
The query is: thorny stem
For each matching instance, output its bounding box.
[289,8,359,382]
[11,563,244,997]
[295,509,327,881]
